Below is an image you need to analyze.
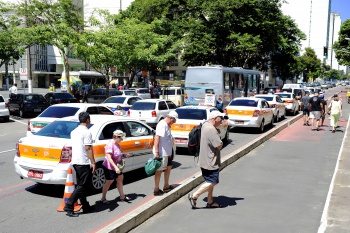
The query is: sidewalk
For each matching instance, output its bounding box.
[97,90,350,233]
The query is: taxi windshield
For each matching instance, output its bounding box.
[176,109,207,120]
[39,106,80,118]
[34,121,93,138]
[255,96,273,101]
[103,97,126,104]
[229,99,258,107]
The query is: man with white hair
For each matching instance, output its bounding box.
[188,110,224,208]
[153,110,178,196]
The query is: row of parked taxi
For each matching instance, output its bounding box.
[12,86,301,192]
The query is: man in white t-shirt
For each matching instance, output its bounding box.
[9,83,17,98]
[64,112,96,217]
[153,111,178,196]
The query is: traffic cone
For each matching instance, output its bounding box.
[57,166,82,212]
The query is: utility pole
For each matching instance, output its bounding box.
[25,0,33,93]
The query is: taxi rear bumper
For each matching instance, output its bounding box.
[13,156,70,185]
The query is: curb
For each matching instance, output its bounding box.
[98,113,303,233]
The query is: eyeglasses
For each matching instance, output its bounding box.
[216,116,224,120]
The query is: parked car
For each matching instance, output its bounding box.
[27,103,114,136]
[225,97,274,133]
[129,87,151,99]
[7,93,48,118]
[254,94,286,122]
[118,90,138,96]
[128,99,177,127]
[161,86,184,107]
[99,96,143,116]
[87,88,123,104]
[275,92,300,116]
[261,86,281,94]
[44,92,79,106]
[14,115,156,191]
[171,106,230,149]
[0,94,10,122]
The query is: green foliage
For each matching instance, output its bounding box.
[125,0,304,74]
[333,19,350,66]
[299,47,322,82]
[0,1,26,67]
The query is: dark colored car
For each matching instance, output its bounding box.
[262,86,281,94]
[44,92,79,106]
[87,88,122,104]
[7,94,48,118]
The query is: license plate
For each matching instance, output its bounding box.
[28,170,43,179]
[175,139,188,143]
[234,121,244,125]
[34,109,41,112]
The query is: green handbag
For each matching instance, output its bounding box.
[145,158,162,176]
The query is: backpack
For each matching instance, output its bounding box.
[187,122,204,157]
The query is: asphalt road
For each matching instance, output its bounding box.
[0,86,346,233]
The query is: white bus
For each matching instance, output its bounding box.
[184,65,261,110]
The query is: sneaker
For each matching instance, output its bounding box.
[66,211,79,217]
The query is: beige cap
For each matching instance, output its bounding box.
[113,130,126,140]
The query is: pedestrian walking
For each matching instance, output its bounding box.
[64,112,96,217]
[308,91,323,131]
[328,94,342,133]
[319,93,327,126]
[153,111,178,196]
[100,130,132,204]
[188,110,225,209]
[80,87,88,103]
[9,83,17,98]
[301,91,311,126]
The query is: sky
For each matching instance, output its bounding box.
[331,0,350,22]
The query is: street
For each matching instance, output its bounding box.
[0,86,348,233]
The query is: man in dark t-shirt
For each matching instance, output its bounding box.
[308,92,323,131]
[301,91,311,126]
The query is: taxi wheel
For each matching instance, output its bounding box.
[91,164,106,192]
[258,120,265,133]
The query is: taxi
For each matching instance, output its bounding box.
[99,96,143,116]
[254,94,286,122]
[27,103,114,137]
[14,115,155,191]
[275,92,300,115]
[171,106,230,149]
[225,97,274,133]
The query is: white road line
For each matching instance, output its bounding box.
[0,149,15,154]
[317,114,350,232]
[10,117,27,125]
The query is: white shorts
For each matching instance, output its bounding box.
[310,111,321,120]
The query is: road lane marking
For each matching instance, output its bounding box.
[10,117,27,125]
[0,180,33,193]
[0,149,15,154]
[317,113,349,233]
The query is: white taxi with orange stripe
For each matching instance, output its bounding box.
[275,92,300,116]
[254,94,286,122]
[171,106,230,149]
[14,115,155,191]
[225,97,274,133]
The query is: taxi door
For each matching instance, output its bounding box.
[94,122,134,172]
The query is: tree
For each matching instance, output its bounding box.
[125,0,304,74]
[333,19,350,67]
[0,1,26,89]
[16,0,84,93]
[75,10,178,95]
[299,47,321,82]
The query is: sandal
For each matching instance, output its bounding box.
[100,199,110,204]
[153,189,164,196]
[120,195,131,202]
[163,185,175,193]
[188,194,197,209]
[206,201,223,208]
